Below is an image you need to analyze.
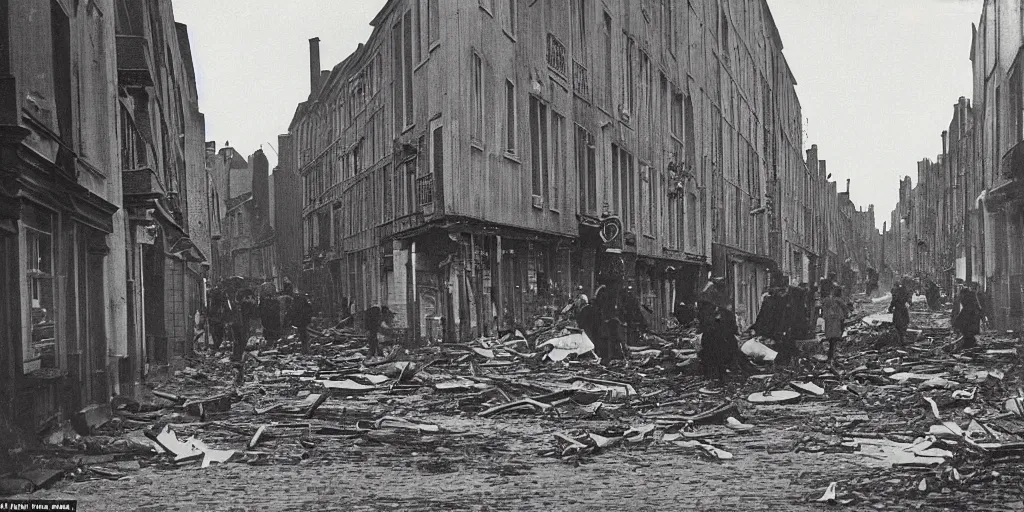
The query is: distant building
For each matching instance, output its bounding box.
[273,134,303,289]
[209,146,275,282]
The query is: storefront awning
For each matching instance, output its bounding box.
[153,200,207,263]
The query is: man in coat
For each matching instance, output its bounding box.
[821,287,850,362]
[889,279,913,345]
[953,282,983,350]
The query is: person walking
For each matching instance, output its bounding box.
[889,280,912,345]
[952,282,983,350]
[699,302,739,386]
[925,280,942,311]
[257,279,281,345]
[232,286,258,385]
[821,287,850,362]
[364,303,384,358]
[290,292,314,354]
[207,286,230,352]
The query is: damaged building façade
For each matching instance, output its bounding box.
[280,0,871,339]
[0,0,210,438]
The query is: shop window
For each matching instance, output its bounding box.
[22,204,57,374]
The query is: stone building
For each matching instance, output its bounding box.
[117,0,209,382]
[0,0,125,431]
[273,134,304,289]
[282,0,821,335]
[209,146,275,282]
[0,0,208,434]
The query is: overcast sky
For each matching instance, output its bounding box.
[173,0,983,230]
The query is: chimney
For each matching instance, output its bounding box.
[309,37,322,95]
[846,179,850,194]
[941,130,948,160]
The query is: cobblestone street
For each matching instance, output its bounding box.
[17,300,1024,511]
[33,414,873,511]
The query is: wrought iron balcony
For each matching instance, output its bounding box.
[122,167,165,202]
[572,60,589,98]
[546,34,567,77]
[116,35,154,88]
[417,173,434,206]
[1000,139,1024,181]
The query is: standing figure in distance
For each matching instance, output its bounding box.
[365,302,384,359]
[821,286,850,362]
[889,279,912,345]
[952,282,983,350]
[290,291,314,354]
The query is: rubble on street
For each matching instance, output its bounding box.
[4,296,1020,510]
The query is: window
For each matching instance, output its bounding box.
[427,122,443,205]
[602,13,613,111]
[393,12,415,131]
[646,165,655,236]
[51,0,72,146]
[23,203,56,373]
[403,11,414,123]
[415,0,422,61]
[662,0,673,53]
[721,10,730,63]
[333,203,344,244]
[623,149,635,231]
[685,191,694,249]
[1011,59,1023,145]
[529,96,549,202]
[505,80,517,153]
[392,22,403,130]
[624,37,635,116]
[551,112,566,211]
[663,173,673,248]
[383,164,393,222]
[610,145,635,229]
[671,89,683,137]
[472,53,484,141]
[406,160,417,215]
[684,95,696,169]
[612,144,620,215]
[571,0,587,59]
[506,0,517,35]
[576,125,596,212]
[640,51,651,119]
[428,0,439,47]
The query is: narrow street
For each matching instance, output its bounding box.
[3,0,1024,510]
[17,293,1023,511]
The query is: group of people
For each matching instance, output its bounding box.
[748,272,852,362]
[205,278,313,382]
[887,276,989,350]
[693,277,750,383]
[574,283,648,362]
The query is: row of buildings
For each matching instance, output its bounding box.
[0,0,211,442]
[882,0,1024,332]
[273,0,885,339]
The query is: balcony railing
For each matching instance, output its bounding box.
[417,173,434,206]
[546,34,567,77]
[1001,139,1024,181]
[116,35,154,88]
[572,60,590,99]
[122,167,165,202]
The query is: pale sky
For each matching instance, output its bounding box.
[174,0,984,230]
